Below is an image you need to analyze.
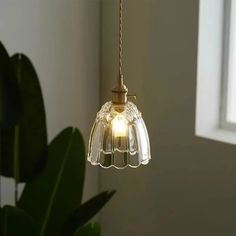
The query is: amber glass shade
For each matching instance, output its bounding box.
[87,101,151,169]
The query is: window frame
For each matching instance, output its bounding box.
[220,0,236,131]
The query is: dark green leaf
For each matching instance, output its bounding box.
[0,42,21,128]
[1,53,47,182]
[73,223,101,236]
[0,206,38,236]
[18,127,86,236]
[64,191,115,235]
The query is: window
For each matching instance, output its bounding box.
[196,0,236,144]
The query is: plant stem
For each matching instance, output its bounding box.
[0,177,1,208]
[3,208,7,236]
[13,126,20,206]
[0,139,1,206]
[14,181,18,206]
[14,54,21,206]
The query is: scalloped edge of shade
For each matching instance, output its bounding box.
[87,156,151,170]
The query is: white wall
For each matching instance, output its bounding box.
[0,0,100,204]
[100,0,236,235]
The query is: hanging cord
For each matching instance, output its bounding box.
[112,0,128,105]
[119,0,123,82]
[113,0,135,104]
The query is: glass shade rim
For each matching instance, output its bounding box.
[87,156,151,169]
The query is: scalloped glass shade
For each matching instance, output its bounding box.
[87,101,151,169]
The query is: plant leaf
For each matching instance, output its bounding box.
[0,206,38,236]
[1,53,47,182]
[0,43,21,183]
[73,223,101,236]
[0,42,21,128]
[64,191,115,235]
[18,127,85,236]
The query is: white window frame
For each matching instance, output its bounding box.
[196,0,236,145]
[221,0,236,131]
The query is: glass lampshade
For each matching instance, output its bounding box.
[88,101,151,169]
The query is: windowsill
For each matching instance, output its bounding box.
[196,127,236,145]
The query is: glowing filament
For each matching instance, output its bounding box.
[112,114,128,137]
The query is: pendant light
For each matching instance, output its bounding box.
[87,0,151,169]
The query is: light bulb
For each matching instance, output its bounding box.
[111,114,128,137]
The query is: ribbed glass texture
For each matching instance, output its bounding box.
[88,101,151,169]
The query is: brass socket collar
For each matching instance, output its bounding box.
[112,75,128,104]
